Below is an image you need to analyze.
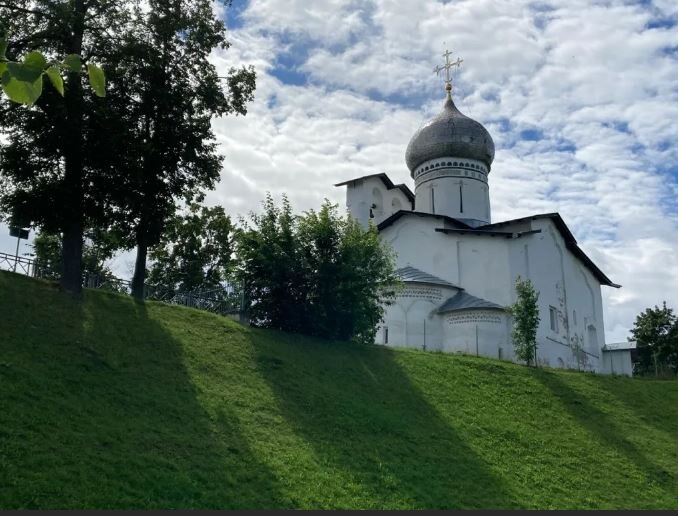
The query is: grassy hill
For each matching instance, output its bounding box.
[1,270,678,509]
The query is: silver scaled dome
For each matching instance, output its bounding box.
[405,95,495,173]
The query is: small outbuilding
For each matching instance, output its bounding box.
[601,341,637,376]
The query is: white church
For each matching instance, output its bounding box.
[336,54,627,374]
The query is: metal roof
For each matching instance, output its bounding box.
[437,291,504,313]
[602,340,637,352]
[379,211,619,289]
[479,213,620,288]
[405,96,495,173]
[377,210,474,231]
[396,266,460,288]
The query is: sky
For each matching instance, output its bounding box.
[2,0,677,343]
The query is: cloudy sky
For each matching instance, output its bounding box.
[2,0,677,342]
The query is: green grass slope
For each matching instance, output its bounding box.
[1,271,678,509]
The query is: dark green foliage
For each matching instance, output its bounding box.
[2,271,678,509]
[235,195,316,334]
[0,1,254,297]
[630,302,678,376]
[235,195,398,343]
[510,277,540,366]
[148,204,233,295]
[297,200,399,343]
[104,0,255,299]
[0,1,131,294]
[31,229,120,281]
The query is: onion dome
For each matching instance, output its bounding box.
[405,94,495,173]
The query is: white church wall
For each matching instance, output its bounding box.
[415,177,490,223]
[412,157,491,223]
[376,214,608,373]
[441,310,510,359]
[456,237,513,305]
[512,219,605,372]
[345,177,412,228]
[377,283,454,350]
[381,219,461,286]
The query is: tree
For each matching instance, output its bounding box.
[235,194,309,333]
[31,228,120,281]
[630,302,678,376]
[106,0,255,300]
[148,204,233,295]
[235,195,399,343]
[297,200,399,343]
[510,277,540,366]
[0,2,126,295]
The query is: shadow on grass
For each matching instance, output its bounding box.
[588,374,678,438]
[534,370,675,491]
[253,337,517,509]
[0,274,286,509]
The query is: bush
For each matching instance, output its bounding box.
[235,195,399,343]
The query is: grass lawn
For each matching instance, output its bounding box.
[1,270,677,509]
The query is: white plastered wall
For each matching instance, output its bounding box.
[344,177,412,228]
[378,215,610,373]
[377,283,458,350]
[506,218,606,371]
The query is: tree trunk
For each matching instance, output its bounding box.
[59,0,87,296]
[131,233,148,300]
[61,222,83,294]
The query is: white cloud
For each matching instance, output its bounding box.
[204,0,678,343]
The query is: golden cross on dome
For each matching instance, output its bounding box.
[433,49,463,97]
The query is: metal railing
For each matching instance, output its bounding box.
[0,250,245,316]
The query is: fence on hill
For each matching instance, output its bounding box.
[0,250,246,317]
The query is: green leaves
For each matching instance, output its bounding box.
[2,62,44,105]
[87,64,106,97]
[510,277,540,366]
[24,50,47,70]
[45,66,64,96]
[62,54,82,73]
[2,52,47,105]
[0,48,106,104]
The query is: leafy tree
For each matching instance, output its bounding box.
[630,302,678,376]
[297,200,399,343]
[31,231,61,279]
[31,229,119,281]
[105,0,255,300]
[235,195,399,344]
[510,277,540,366]
[148,204,233,295]
[0,1,127,295]
[235,194,309,333]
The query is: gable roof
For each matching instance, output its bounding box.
[396,266,460,288]
[377,210,474,231]
[437,291,504,313]
[479,213,620,288]
[334,173,414,207]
